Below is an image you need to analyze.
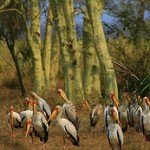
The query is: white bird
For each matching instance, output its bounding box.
[32,98,49,144]
[47,105,79,149]
[7,106,21,138]
[57,89,79,130]
[104,92,119,129]
[20,109,33,137]
[83,100,103,133]
[133,96,142,132]
[118,93,129,132]
[30,91,51,120]
[140,97,150,141]
[107,106,124,150]
[128,104,134,128]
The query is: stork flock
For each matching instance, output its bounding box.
[6,89,150,150]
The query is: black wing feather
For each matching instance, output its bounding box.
[64,126,79,146]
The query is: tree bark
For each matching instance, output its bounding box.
[86,0,118,100]
[42,3,53,88]
[5,32,26,96]
[61,0,84,102]
[30,0,44,92]
[83,10,94,98]
[50,25,60,90]
[51,0,73,100]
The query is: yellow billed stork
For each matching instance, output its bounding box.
[118,93,129,133]
[47,105,79,149]
[20,109,33,137]
[83,100,103,133]
[32,98,49,144]
[140,97,150,141]
[104,92,119,129]
[30,91,51,120]
[107,106,123,150]
[7,106,21,138]
[57,89,79,130]
[133,96,142,132]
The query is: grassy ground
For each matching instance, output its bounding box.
[0,87,150,150]
[0,43,149,150]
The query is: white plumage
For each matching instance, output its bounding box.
[118,93,129,133]
[104,92,120,129]
[107,107,124,150]
[104,104,118,129]
[31,91,51,120]
[32,99,49,143]
[48,105,79,149]
[140,97,150,141]
[57,89,79,130]
[7,106,21,137]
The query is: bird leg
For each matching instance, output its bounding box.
[63,137,66,149]
[12,129,15,138]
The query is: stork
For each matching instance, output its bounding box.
[107,106,124,150]
[30,91,51,120]
[133,96,142,132]
[128,94,137,128]
[104,92,119,129]
[20,109,33,137]
[47,105,79,149]
[57,89,79,130]
[7,106,21,138]
[32,98,49,144]
[118,93,129,132]
[140,97,150,141]
[83,100,103,134]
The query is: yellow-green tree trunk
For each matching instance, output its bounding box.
[86,0,118,100]
[50,26,60,90]
[42,4,53,88]
[51,0,73,100]
[83,10,94,98]
[30,0,44,91]
[61,0,84,102]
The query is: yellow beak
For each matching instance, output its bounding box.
[83,100,91,111]
[47,109,58,123]
[25,120,32,137]
[112,96,119,110]
[112,111,122,128]
[58,89,69,102]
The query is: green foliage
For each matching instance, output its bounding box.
[104,0,150,46]
[108,37,150,94]
[139,72,150,96]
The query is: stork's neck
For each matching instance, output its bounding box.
[56,110,63,121]
[63,97,70,103]
[10,110,14,125]
[144,103,150,112]
[33,104,37,114]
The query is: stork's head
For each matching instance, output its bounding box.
[25,98,33,107]
[137,96,142,103]
[125,93,132,104]
[57,89,69,102]
[110,92,119,110]
[144,97,150,107]
[83,100,91,111]
[10,106,14,111]
[47,105,61,123]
